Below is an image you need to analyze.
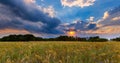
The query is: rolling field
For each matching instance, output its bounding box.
[0,42,120,63]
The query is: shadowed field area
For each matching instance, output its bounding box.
[0,42,120,63]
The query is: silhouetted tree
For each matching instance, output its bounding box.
[88,36,108,42]
[0,34,43,41]
[111,37,120,41]
[0,34,108,42]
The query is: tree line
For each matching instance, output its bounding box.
[111,37,120,41]
[0,34,119,42]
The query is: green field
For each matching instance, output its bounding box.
[0,42,120,63]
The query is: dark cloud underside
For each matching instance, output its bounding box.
[0,0,62,34]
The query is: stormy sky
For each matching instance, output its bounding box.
[0,0,120,38]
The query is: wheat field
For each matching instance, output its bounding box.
[0,42,120,63]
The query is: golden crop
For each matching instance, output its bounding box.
[0,42,120,63]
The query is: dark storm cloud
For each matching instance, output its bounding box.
[0,0,62,34]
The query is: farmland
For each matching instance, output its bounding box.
[0,42,120,63]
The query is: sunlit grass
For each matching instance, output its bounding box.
[0,41,120,63]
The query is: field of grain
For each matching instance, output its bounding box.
[0,42,120,63]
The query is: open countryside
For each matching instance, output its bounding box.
[0,0,120,63]
[0,42,120,63]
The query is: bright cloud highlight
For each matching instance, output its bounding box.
[61,0,96,8]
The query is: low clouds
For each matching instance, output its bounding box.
[92,6,120,34]
[60,20,96,32]
[0,29,29,35]
[61,0,96,8]
[60,5,120,36]
[0,0,62,35]
[98,6,120,26]
[0,0,120,38]
[112,16,120,21]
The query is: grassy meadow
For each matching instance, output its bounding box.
[0,41,120,63]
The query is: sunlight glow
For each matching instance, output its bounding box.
[67,31,76,36]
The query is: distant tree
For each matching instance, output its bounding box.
[0,34,108,42]
[55,36,76,41]
[111,37,120,41]
[88,36,108,42]
[78,37,87,41]
[0,34,43,41]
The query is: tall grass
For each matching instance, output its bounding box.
[0,42,120,63]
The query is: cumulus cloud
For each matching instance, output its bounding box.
[96,11,109,24]
[38,6,56,17]
[98,6,120,26]
[103,11,109,20]
[112,16,120,21]
[60,5,120,37]
[0,0,63,35]
[0,0,120,38]
[61,5,120,36]
[92,6,120,34]
[60,20,96,33]
[95,11,109,27]
[96,26,120,34]
[87,16,94,22]
[61,0,96,8]
[24,0,36,4]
